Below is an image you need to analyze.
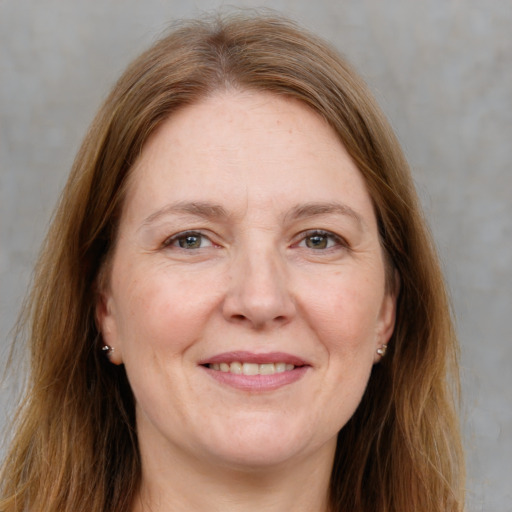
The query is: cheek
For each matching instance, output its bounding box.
[113,266,224,355]
[302,275,383,350]
[306,278,382,423]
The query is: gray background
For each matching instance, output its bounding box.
[1,0,510,510]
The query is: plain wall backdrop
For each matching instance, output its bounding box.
[1,1,511,510]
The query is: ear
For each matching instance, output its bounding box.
[95,292,124,365]
[373,273,399,363]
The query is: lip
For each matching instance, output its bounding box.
[198,351,311,392]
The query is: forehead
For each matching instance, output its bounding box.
[122,90,376,227]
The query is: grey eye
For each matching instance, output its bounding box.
[299,230,341,250]
[178,234,203,249]
[305,234,330,249]
[165,231,214,250]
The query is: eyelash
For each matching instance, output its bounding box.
[295,230,348,251]
[162,229,348,252]
[162,231,214,250]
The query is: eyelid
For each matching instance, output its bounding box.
[160,228,348,251]
[162,230,215,249]
[294,229,350,249]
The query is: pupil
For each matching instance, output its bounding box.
[179,235,201,248]
[307,235,327,249]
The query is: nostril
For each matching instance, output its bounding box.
[222,285,295,328]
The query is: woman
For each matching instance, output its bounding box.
[0,12,464,512]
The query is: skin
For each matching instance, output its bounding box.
[97,90,397,512]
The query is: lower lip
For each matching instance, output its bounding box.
[201,366,309,392]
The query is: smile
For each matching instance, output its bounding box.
[199,351,310,391]
[208,362,295,375]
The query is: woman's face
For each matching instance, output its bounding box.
[97,90,396,472]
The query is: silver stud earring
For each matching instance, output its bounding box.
[376,344,388,357]
[101,345,114,356]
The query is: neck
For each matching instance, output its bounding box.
[132,440,335,512]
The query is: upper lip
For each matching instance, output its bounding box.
[198,351,308,367]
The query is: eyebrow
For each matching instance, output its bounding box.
[285,202,365,228]
[140,201,230,227]
[140,200,365,229]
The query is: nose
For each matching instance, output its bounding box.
[222,246,296,329]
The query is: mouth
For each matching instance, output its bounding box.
[198,351,309,391]
[206,361,296,375]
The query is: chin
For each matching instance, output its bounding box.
[196,416,327,470]
[206,444,306,471]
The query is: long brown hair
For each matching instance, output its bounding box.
[0,12,464,511]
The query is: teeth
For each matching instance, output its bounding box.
[242,363,259,375]
[275,363,286,373]
[230,362,243,374]
[259,363,275,375]
[208,361,297,375]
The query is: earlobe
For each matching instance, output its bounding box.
[95,293,124,365]
[374,284,399,363]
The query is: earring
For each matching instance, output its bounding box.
[376,344,388,357]
[101,345,114,356]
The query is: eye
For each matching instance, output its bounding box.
[297,230,346,250]
[164,231,214,250]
